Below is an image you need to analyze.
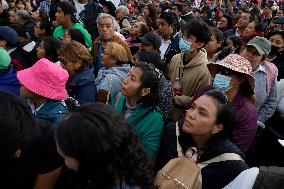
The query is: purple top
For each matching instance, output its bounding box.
[186,86,258,153]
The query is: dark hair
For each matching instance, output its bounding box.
[182,19,211,45]
[134,61,161,107]
[210,27,224,44]
[250,20,263,33]
[139,22,149,36]
[68,28,85,46]
[179,89,235,153]
[172,3,183,13]
[0,91,35,160]
[223,14,233,29]
[41,37,61,62]
[58,1,77,22]
[37,9,48,20]
[268,30,284,40]
[147,3,157,21]
[159,12,178,31]
[38,19,52,36]
[227,36,243,54]
[243,10,256,23]
[55,103,154,188]
[137,49,165,75]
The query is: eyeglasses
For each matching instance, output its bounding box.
[58,57,69,65]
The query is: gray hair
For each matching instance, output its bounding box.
[96,13,117,29]
[15,10,31,21]
[116,5,129,16]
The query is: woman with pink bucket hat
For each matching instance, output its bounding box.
[17,58,70,123]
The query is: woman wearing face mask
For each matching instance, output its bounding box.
[112,61,164,157]
[268,31,284,80]
[182,54,258,153]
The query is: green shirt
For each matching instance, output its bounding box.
[53,23,93,49]
[112,94,164,157]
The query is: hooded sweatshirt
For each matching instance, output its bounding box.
[0,67,21,95]
[169,49,211,107]
[95,64,131,103]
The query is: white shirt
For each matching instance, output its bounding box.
[73,0,87,24]
[160,38,171,60]
[223,167,259,189]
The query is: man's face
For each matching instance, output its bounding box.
[55,8,66,25]
[172,6,181,17]
[98,17,116,41]
[236,13,251,29]
[158,18,174,39]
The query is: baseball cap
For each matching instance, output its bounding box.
[0,26,19,46]
[139,32,162,49]
[247,36,271,55]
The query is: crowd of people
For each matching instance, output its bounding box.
[0,0,284,188]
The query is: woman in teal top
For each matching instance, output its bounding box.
[112,61,164,157]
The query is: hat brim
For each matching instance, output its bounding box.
[246,44,266,55]
[17,69,68,100]
[138,36,152,45]
[207,62,255,93]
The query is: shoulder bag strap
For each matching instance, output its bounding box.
[198,153,244,169]
[113,92,122,110]
[176,121,184,157]
[106,75,113,105]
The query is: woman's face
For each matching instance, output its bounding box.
[20,85,37,99]
[269,34,284,51]
[37,41,46,59]
[129,22,142,36]
[34,22,44,37]
[205,34,221,54]
[143,7,149,16]
[57,146,79,171]
[183,95,221,136]
[240,46,263,68]
[32,9,41,22]
[121,67,143,98]
[62,31,72,44]
[101,46,116,69]
[58,55,80,76]
[217,17,228,29]
[243,22,256,37]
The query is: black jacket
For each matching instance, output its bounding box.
[253,166,284,189]
[163,32,180,66]
[271,51,284,80]
[156,122,248,189]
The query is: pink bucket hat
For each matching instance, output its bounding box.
[207,54,255,93]
[17,58,69,100]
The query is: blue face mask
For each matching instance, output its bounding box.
[179,38,192,53]
[213,74,232,93]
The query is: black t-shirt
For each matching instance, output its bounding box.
[1,119,63,188]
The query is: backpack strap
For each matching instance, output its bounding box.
[198,153,244,169]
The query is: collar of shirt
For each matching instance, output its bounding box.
[252,63,266,74]
[7,47,16,54]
